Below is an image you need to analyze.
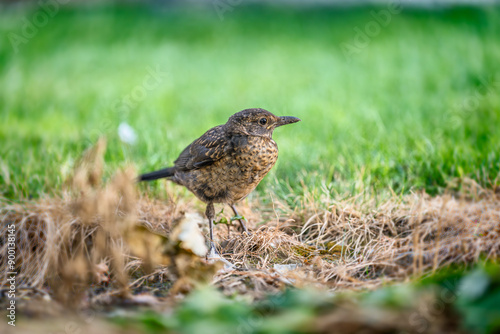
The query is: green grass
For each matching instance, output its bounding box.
[1,4,499,202]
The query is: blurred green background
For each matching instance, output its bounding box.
[0,2,499,201]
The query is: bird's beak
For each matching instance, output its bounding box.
[276,116,301,127]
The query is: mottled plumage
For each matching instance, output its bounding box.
[139,108,300,254]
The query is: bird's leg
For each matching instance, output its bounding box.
[206,202,217,258]
[205,203,234,268]
[230,204,248,234]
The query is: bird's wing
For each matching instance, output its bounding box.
[174,125,230,170]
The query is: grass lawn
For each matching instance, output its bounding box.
[1,4,499,203]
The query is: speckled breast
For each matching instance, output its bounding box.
[176,136,278,204]
[226,136,278,202]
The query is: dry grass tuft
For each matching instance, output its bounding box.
[222,226,306,268]
[0,140,212,310]
[0,139,140,307]
[215,180,500,294]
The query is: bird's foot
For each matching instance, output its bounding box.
[206,243,218,259]
[206,243,234,269]
[237,221,252,236]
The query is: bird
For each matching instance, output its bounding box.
[139,108,301,256]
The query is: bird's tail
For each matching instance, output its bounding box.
[138,167,176,181]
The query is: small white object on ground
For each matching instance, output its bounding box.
[118,122,137,145]
[174,216,208,257]
[273,264,298,273]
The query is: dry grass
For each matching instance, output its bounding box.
[1,141,499,314]
[0,140,211,309]
[216,181,500,293]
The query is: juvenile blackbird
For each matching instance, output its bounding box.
[139,108,300,254]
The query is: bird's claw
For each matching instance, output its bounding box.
[207,243,218,259]
[205,243,234,269]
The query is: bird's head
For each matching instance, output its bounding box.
[227,108,301,138]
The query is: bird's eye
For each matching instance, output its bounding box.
[259,118,268,125]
